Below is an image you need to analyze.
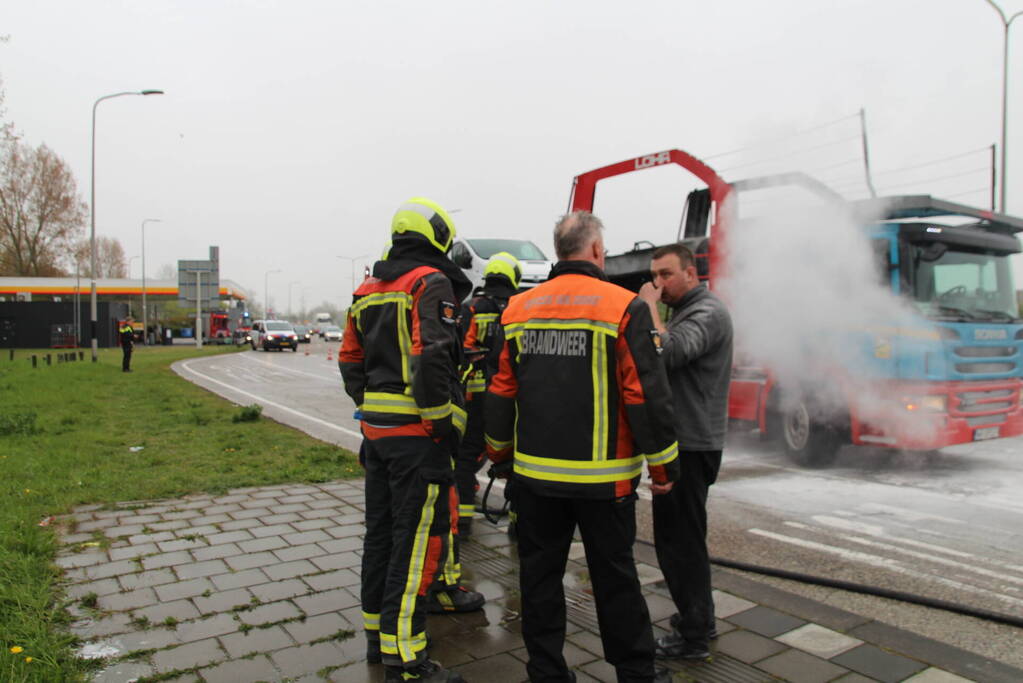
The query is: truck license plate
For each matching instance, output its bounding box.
[974,426,1000,441]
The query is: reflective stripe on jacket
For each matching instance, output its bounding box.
[485,260,679,499]
[339,264,466,437]
[460,291,508,396]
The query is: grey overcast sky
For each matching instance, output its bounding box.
[4,0,1022,313]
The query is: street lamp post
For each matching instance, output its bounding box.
[264,269,281,319]
[288,280,300,320]
[141,218,162,344]
[983,0,1023,212]
[89,89,163,361]
[336,254,369,301]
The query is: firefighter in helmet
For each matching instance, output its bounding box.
[455,252,521,536]
[339,197,482,683]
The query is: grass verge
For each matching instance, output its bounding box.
[0,345,359,682]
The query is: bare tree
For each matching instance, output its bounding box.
[71,235,128,278]
[0,139,87,276]
[154,263,177,280]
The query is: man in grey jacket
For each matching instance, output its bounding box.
[638,243,733,661]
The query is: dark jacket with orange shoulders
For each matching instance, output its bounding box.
[485,260,679,499]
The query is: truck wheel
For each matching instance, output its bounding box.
[780,398,842,468]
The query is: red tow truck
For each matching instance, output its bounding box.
[571,150,1023,466]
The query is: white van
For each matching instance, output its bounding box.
[449,238,553,293]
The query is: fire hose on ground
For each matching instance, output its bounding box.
[477,467,1023,629]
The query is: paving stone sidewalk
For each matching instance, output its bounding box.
[57,480,1023,683]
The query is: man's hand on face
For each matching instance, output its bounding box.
[638,281,662,306]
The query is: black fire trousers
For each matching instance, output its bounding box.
[651,449,722,646]
[454,395,486,523]
[515,484,656,683]
[361,432,453,668]
[121,344,132,371]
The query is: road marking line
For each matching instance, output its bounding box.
[810,516,975,559]
[240,352,341,383]
[859,502,966,525]
[748,528,1023,608]
[177,358,361,440]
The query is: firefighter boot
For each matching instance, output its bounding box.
[424,585,485,614]
[384,659,465,682]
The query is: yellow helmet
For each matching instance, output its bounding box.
[484,251,522,288]
[391,197,456,253]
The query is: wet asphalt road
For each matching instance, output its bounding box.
[174,340,1023,669]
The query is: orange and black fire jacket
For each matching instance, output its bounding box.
[460,279,516,397]
[485,261,680,499]
[340,260,466,438]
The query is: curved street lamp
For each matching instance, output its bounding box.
[336,254,369,301]
[982,0,1023,212]
[89,89,164,361]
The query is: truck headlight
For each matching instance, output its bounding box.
[903,395,946,412]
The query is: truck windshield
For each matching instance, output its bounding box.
[467,239,547,260]
[910,246,1019,321]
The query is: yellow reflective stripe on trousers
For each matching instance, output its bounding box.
[362,611,380,631]
[442,529,459,585]
[380,631,427,656]
[363,391,419,416]
[513,451,643,484]
[485,433,512,451]
[396,482,439,663]
[458,503,476,518]
[642,441,679,466]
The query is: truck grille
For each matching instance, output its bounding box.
[966,414,1007,427]
[954,387,1016,416]
[955,362,1015,374]
[954,346,1015,358]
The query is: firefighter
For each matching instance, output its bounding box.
[455,251,521,536]
[339,197,482,683]
[120,316,135,372]
[486,211,679,683]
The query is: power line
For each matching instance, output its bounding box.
[872,146,992,177]
[703,112,861,161]
[943,186,991,200]
[878,167,989,192]
[717,134,863,175]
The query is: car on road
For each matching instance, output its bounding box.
[321,324,343,342]
[253,320,299,352]
[448,237,554,292]
[293,324,313,343]
[234,326,253,346]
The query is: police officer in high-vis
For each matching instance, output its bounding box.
[120,316,135,372]
[486,211,680,683]
[455,252,521,536]
[339,197,481,683]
